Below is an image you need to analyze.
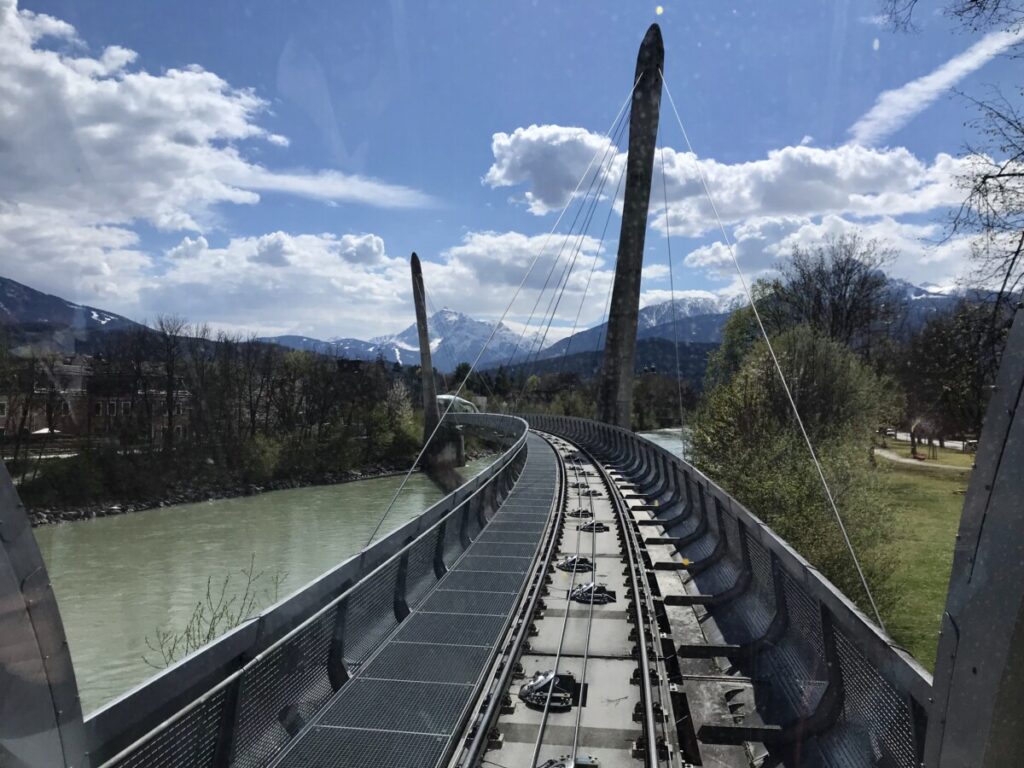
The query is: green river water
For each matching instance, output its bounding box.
[34,460,491,714]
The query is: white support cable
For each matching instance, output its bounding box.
[558,156,628,369]
[660,145,689,463]
[659,70,886,631]
[365,79,642,547]
[514,120,627,403]
[502,76,641,374]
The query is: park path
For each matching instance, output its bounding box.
[874,447,971,472]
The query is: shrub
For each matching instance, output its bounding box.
[692,326,899,615]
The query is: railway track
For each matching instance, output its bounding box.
[458,431,679,768]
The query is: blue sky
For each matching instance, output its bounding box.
[3,0,1021,340]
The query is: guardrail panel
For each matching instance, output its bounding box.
[520,413,932,764]
[230,606,339,768]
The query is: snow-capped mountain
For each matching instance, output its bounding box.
[0,275,142,353]
[538,293,746,360]
[266,309,542,372]
[636,293,746,329]
[370,309,541,371]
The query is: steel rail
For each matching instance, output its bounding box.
[528,448,590,768]
[584,443,661,767]
[570,454,601,761]
[458,431,567,767]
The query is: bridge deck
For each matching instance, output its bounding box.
[269,433,558,768]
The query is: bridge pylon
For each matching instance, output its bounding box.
[597,23,664,429]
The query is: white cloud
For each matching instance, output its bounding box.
[149,232,410,338]
[336,233,386,264]
[484,124,622,215]
[439,230,607,294]
[848,28,1024,146]
[0,0,430,308]
[642,264,670,280]
[655,144,967,236]
[484,123,965,238]
[683,214,974,288]
[136,228,618,340]
[0,203,151,303]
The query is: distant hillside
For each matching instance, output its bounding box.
[492,338,717,389]
[541,311,730,359]
[0,276,143,353]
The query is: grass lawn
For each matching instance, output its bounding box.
[877,462,970,672]
[880,439,976,469]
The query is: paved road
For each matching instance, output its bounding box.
[874,447,971,472]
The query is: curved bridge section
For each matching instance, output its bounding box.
[82,414,558,768]
[525,414,933,768]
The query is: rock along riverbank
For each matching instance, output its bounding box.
[27,451,495,527]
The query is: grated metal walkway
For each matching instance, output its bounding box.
[270,433,558,768]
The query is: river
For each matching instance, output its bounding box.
[638,427,690,459]
[34,460,491,715]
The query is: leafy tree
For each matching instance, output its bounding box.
[901,300,1010,443]
[632,373,697,431]
[692,326,900,613]
[452,361,472,387]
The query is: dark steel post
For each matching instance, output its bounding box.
[597,24,664,428]
[925,303,1024,766]
[411,253,441,440]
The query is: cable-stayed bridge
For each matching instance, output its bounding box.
[3,22,1023,768]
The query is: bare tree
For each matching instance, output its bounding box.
[883,0,1024,31]
[764,234,900,352]
[156,315,186,452]
[953,91,1024,302]
[881,1,1023,320]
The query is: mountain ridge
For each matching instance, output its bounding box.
[0,273,985,369]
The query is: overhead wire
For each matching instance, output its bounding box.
[364,78,644,546]
[511,113,629,409]
[659,145,689,462]
[501,78,641,374]
[557,157,628,373]
[659,70,886,630]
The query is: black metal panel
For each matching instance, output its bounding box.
[418,589,519,617]
[437,570,524,593]
[274,727,448,768]
[392,612,506,647]
[464,541,537,558]
[317,678,472,734]
[360,640,491,685]
[231,606,338,768]
[341,560,401,667]
[453,555,531,573]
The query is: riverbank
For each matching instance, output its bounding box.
[26,450,496,527]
